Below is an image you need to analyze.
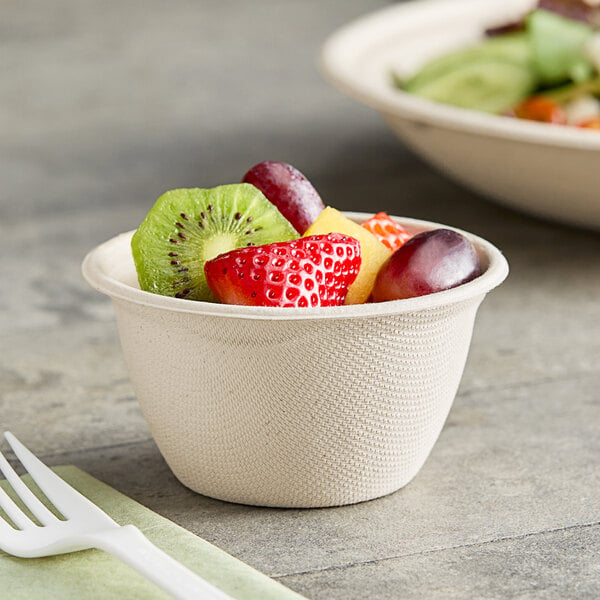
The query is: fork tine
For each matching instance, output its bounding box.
[0,444,58,526]
[4,432,116,525]
[0,482,35,530]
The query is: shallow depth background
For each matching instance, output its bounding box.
[2,1,600,598]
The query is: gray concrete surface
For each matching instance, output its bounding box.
[2,1,599,598]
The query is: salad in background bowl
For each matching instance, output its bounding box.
[398,0,600,128]
[320,0,600,230]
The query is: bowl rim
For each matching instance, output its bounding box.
[82,212,509,321]
[319,0,600,151]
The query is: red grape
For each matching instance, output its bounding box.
[371,229,482,302]
[242,161,325,234]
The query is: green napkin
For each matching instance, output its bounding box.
[0,466,306,599]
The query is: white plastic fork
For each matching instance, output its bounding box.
[0,431,234,600]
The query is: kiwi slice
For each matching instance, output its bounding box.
[131,183,298,301]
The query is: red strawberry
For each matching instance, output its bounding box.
[204,233,361,307]
[362,212,412,252]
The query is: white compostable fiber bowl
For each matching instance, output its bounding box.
[320,0,600,230]
[82,213,508,508]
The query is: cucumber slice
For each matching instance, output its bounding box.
[402,32,533,92]
[527,9,594,85]
[406,58,537,114]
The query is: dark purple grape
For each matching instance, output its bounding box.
[537,0,599,25]
[242,161,325,234]
[371,229,482,302]
[487,1,600,36]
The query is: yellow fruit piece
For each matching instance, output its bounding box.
[304,207,392,304]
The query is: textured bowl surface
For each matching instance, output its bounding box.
[82,213,508,507]
[320,0,600,230]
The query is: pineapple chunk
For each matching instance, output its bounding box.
[304,207,391,304]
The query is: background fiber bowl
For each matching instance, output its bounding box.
[320,0,600,230]
[82,213,508,508]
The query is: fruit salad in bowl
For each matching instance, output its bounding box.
[82,162,508,507]
[129,161,485,310]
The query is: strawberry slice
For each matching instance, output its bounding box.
[204,233,361,307]
[361,212,412,252]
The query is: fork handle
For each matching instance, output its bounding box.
[87,525,234,599]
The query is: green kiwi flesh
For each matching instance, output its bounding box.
[131,184,298,301]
